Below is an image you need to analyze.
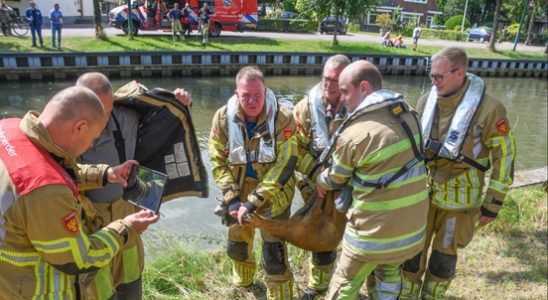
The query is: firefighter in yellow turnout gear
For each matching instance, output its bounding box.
[316,61,429,300]
[400,47,516,300]
[209,66,298,299]
[293,54,350,299]
[0,87,158,299]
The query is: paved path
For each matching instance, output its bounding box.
[41,25,544,53]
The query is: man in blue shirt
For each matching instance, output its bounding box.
[49,3,62,49]
[25,1,43,47]
[168,3,184,41]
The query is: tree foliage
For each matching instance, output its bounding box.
[444,15,472,31]
[391,7,403,33]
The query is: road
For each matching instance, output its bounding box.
[43,25,544,52]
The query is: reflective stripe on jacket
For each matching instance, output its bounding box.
[416,79,516,213]
[209,95,298,217]
[317,90,429,264]
[0,112,132,299]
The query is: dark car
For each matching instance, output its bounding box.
[468,27,492,43]
[320,16,347,34]
[279,11,299,20]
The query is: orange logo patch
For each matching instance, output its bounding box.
[495,119,508,135]
[283,127,293,140]
[62,212,79,235]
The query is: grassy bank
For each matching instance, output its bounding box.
[0,35,546,61]
[142,185,547,300]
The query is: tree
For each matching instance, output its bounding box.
[295,0,381,46]
[444,0,483,26]
[391,7,403,33]
[93,0,106,39]
[525,0,536,45]
[488,0,502,52]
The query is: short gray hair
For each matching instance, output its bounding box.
[324,54,351,72]
[235,66,265,86]
[46,86,104,123]
[76,72,113,97]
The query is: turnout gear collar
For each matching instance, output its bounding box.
[226,88,278,166]
[308,83,346,155]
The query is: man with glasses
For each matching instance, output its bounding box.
[209,66,298,299]
[292,54,349,299]
[400,47,516,299]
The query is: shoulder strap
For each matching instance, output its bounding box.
[111,114,126,163]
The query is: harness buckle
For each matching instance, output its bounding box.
[424,138,441,155]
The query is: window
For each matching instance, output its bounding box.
[426,16,433,28]
[404,0,427,3]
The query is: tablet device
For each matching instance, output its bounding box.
[122,165,168,214]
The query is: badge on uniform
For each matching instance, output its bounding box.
[62,211,79,234]
[283,127,293,140]
[495,118,508,135]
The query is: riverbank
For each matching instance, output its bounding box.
[0,35,546,60]
[142,185,547,299]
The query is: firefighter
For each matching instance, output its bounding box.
[400,47,516,300]
[76,72,193,299]
[0,86,158,299]
[316,60,429,300]
[292,54,350,299]
[209,66,298,299]
[198,2,210,45]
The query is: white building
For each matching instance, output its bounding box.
[6,0,102,23]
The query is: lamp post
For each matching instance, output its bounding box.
[460,0,469,33]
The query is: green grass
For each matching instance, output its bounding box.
[1,35,546,60]
[142,185,547,299]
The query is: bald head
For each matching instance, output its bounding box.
[41,86,104,124]
[39,86,106,157]
[343,60,382,91]
[76,72,114,115]
[338,60,383,113]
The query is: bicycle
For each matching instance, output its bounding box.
[0,8,28,37]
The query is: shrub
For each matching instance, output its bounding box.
[444,15,471,31]
[257,18,318,33]
[420,28,468,41]
[347,23,360,33]
[376,14,394,30]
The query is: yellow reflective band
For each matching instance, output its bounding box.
[352,190,428,212]
[360,134,421,165]
[0,249,40,267]
[331,155,353,176]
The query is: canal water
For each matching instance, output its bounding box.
[1,75,546,247]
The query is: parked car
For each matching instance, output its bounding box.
[468,27,492,43]
[320,16,346,34]
[279,11,299,20]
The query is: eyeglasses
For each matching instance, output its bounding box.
[323,76,339,85]
[429,68,459,82]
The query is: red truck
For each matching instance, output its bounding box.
[108,0,258,37]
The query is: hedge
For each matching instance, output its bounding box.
[257,18,318,33]
[418,29,468,42]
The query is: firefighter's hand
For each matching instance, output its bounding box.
[124,209,160,234]
[316,185,327,198]
[236,206,250,226]
[173,88,192,106]
[108,160,139,188]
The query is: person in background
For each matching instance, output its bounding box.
[0,0,13,36]
[316,60,429,300]
[49,3,63,49]
[0,86,159,299]
[400,47,516,300]
[209,66,298,299]
[412,25,421,51]
[168,2,185,41]
[181,2,192,36]
[383,30,393,47]
[25,0,43,47]
[198,2,210,45]
[394,35,405,48]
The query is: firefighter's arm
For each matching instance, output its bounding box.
[245,111,298,212]
[208,108,240,205]
[481,103,516,219]
[24,186,136,274]
[74,163,110,191]
[317,134,356,191]
[293,97,316,177]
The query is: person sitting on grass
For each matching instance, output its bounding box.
[383,30,394,47]
[394,35,406,48]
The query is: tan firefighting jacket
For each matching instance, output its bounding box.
[416,78,516,216]
[293,88,345,185]
[209,98,297,217]
[317,94,429,264]
[0,112,136,299]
